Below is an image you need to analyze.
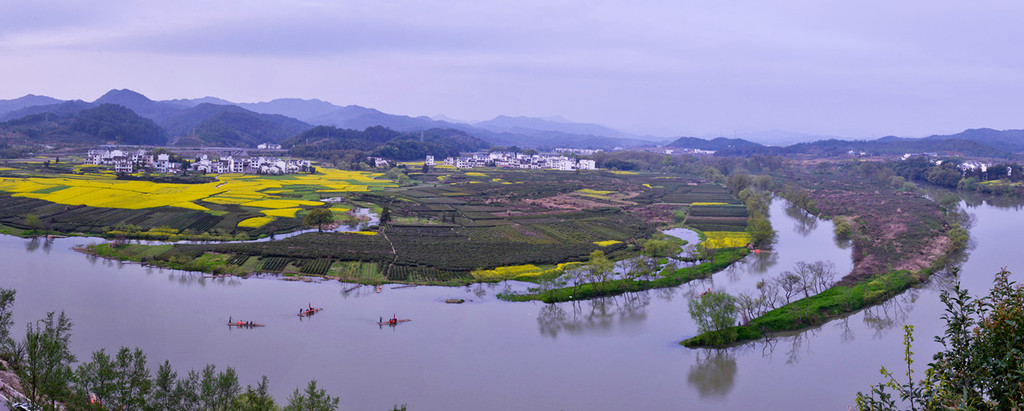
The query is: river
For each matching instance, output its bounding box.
[0,198,1017,410]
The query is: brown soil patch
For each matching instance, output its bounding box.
[895,235,951,273]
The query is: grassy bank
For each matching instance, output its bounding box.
[681,269,923,347]
[503,247,748,303]
[683,162,962,348]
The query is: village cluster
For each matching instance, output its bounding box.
[426,151,597,171]
[86,148,313,175]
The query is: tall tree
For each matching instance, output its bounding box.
[687,291,739,347]
[199,364,241,410]
[74,349,116,409]
[303,208,334,233]
[232,376,279,411]
[283,380,340,411]
[19,311,76,409]
[112,347,151,410]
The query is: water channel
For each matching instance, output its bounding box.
[0,197,1019,410]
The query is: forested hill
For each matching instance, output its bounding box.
[286,126,490,161]
[0,104,167,146]
[665,136,763,151]
[164,104,313,148]
[712,136,1015,158]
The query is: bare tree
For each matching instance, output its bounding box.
[736,292,760,325]
[778,272,803,304]
[756,279,780,314]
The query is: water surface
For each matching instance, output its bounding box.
[2,198,1016,410]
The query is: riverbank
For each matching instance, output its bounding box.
[503,247,748,303]
[683,162,963,347]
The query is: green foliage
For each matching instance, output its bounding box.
[958,176,979,191]
[688,291,739,347]
[24,214,41,230]
[641,238,681,258]
[508,248,748,303]
[0,288,14,359]
[233,376,280,411]
[19,311,76,410]
[833,217,853,241]
[702,166,726,184]
[746,216,775,247]
[947,223,969,253]
[75,347,151,410]
[856,269,1024,410]
[303,208,335,232]
[726,172,751,196]
[283,380,340,411]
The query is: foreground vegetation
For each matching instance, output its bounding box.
[856,269,1024,410]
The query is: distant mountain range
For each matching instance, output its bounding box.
[3,89,1024,159]
[0,89,668,150]
[696,128,1024,158]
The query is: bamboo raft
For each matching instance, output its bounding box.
[391,284,417,290]
[298,308,323,317]
[227,322,264,328]
[377,319,412,326]
[343,284,362,293]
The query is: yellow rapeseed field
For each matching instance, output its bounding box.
[593,240,622,247]
[578,189,615,195]
[237,217,275,228]
[471,262,584,280]
[261,208,301,218]
[702,231,752,249]
[691,202,728,206]
[0,167,395,218]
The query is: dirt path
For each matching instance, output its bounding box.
[379,230,399,278]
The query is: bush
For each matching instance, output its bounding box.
[856,269,1024,409]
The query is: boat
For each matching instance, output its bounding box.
[377,319,412,326]
[227,321,265,327]
[375,285,383,293]
[298,307,323,317]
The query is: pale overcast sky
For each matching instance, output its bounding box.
[1,0,1022,138]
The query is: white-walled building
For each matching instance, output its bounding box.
[436,152,599,171]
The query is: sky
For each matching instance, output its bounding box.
[1,0,1023,139]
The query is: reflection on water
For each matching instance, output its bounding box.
[11,192,988,410]
[785,204,818,236]
[537,292,653,339]
[751,327,820,366]
[862,289,918,339]
[25,237,41,252]
[687,349,737,398]
[727,249,778,277]
[959,190,1024,210]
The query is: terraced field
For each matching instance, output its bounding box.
[84,167,754,286]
